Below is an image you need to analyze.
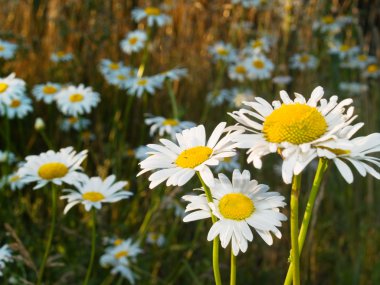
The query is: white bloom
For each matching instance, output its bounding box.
[289,53,318,70]
[228,63,248,82]
[32,82,61,104]
[134,146,150,161]
[242,37,271,55]
[209,42,237,63]
[159,68,188,81]
[0,39,17,60]
[272,75,292,85]
[8,172,26,191]
[244,53,274,80]
[104,67,136,89]
[99,59,126,76]
[120,30,147,54]
[146,233,165,246]
[1,95,33,119]
[60,116,91,132]
[363,64,380,78]
[341,53,377,69]
[125,76,163,97]
[329,43,360,60]
[0,73,26,104]
[145,116,196,139]
[214,154,240,173]
[207,89,234,107]
[339,82,368,95]
[132,6,172,27]
[312,15,343,33]
[0,245,12,276]
[230,88,255,108]
[50,51,73,62]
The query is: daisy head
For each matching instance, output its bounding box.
[228,63,248,82]
[8,171,27,191]
[289,53,318,71]
[159,68,188,81]
[18,147,88,189]
[209,42,237,63]
[60,116,91,132]
[99,59,125,76]
[120,30,147,54]
[0,244,12,276]
[104,67,136,89]
[0,39,17,60]
[61,175,132,214]
[207,89,234,107]
[56,84,100,116]
[183,169,287,255]
[138,122,242,188]
[145,115,196,140]
[132,6,171,27]
[1,95,33,119]
[244,53,274,80]
[0,73,26,104]
[126,76,163,97]
[146,232,165,247]
[50,51,73,63]
[364,63,380,78]
[32,82,61,104]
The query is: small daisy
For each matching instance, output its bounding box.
[104,67,136,89]
[183,169,287,255]
[0,39,17,60]
[146,232,165,247]
[145,115,196,139]
[61,175,132,214]
[207,89,234,107]
[243,37,271,55]
[289,53,318,71]
[231,88,255,108]
[120,30,147,54]
[159,68,188,81]
[56,84,100,116]
[134,146,150,161]
[99,59,126,76]
[272,75,292,85]
[125,76,163,97]
[341,53,377,69]
[1,96,33,119]
[214,154,240,173]
[209,42,237,63]
[329,43,360,60]
[18,147,87,189]
[132,6,172,27]
[228,63,248,82]
[313,15,342,33]
[60,116,91,132]
[363,64,380,78]
[0,244,12,276]
[0,73,26,104]
[244,53,274,80]
[0,150,16,165]
[8,171,27,191]
[32,82,61,104]
[138,122,242,188]
[50,51,73,63]
[339,82,368,96]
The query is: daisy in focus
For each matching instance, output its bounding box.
[50,51,73,63]
[56,84,100,116]
[0,39,17,60]
[120,30,147,54]
[32,82,61,104]
[17,147,87,189]
[61,175,132,214]
[0,244,12,276]
[0,73,26,104]
[145,115,196,139]
[132,6,171,27]
[1,95,33,119]
[126,76,163,97]
[138,122,242,188]
[289,53,318,71]
[183,169,287,255]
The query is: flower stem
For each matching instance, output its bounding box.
[166,81,178,119]
[83,209,97,285]
[284,159,329,285]
[290,174,301,285]
[230,250,236,285]
[37,185,57,285]
[196,172,222,285]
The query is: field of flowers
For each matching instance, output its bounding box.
[0,0,379,284]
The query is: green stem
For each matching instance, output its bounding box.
[166,81,178,119]
[284,159,329,285]
[290,174,302,285]
[196,172,221,285]
[37,185,57,285]
[230,250,236,285]
[40,130,54,150]
[83,209,97,285]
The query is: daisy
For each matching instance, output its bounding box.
[104,67,136,89]
[120,30,147,54]
[2,95,33,119]
[329,43,360,60]
[17,147,87,189]
[61,175,132,214]
[50,51,73,63]
[125,76,163,97]
[56,84,100,116]
[8,171,27,191]
[0,39,17,60]
[60,116,91,132]
[0,73,26,104]
[272,75,292,85]
[289,53,318,71]
[363,64,380,78]
[229,86,358,183]
[228,63,248,82]
[159,68,188,81]
[244,53,274,80]
[341,53,377,70]
[230,88,255,108]
[32,82,61,104]
[134,146,150,161]
[207,89,234,107]
[99,59,125,76]
[0,150,16,165]
[138,122,242,188]
[214,154,240,173]
[132,6,171,27]
[339,82,368,96]
[146,233,165,247]
[312,15,342,33]
[0,244,12,276]
[243,37,271,55]
[183,169,287,255]
[145,115,196,139]
[208,42,237,63]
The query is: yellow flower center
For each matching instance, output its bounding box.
[115,250,128,259]
[223,156,232,163]
[82,191,105,202]
[0,45,4,51]
[252,60,264,69]
[299,55,310,63]
[175,146,213,168]
[129,37,138,45]
[68,117,78,124]
[10,99,21,108]
[235,65,247,74]
[137,79,147,86]
[322,15,334,24]
[0,83,9,93]
[145,7,161,16]
[219,193,255,220]
[109,63,119,70]
[216,47,229,56]
[252,40,262,48]
[357,54,367,62]
[367,64,378,73]
[114,239,123,246]
[263,103,328,144]
[43,85,57,94]
[340,44,350,52]
[56,51,66,58]
[117,74,127,80]
[163,119,178,126]
[38,162,69,180]
[9,175,20,182]
[69,93,84,103]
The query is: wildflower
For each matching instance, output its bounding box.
[125,76,163,97]
[0,245,12,276]
[8,171,26,191]
[120,30,147,54]
[132,6,171,27]
[145,115,196,140]
[230,88,255,108]
[0,39,17,60]
[363,63,380,78]
[329,42,360,60]
[244,53,274,80]
[0,73,26,104]
[228,63,248,82]
[341,53,377,70]
[209,42,237,63]
[1,95,33,119]
[60,116,91,132]
[32,82,61,104]
[214,154,240,173]
[104,67,136,89]
[99,59,125,76]
[289,53,318,71]
[50,51,73,63]
[146,233,165,246]
[339,82,368,95]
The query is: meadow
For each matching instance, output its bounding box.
[0,0,379,284]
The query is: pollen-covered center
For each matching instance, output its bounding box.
[10,99,21,108]
[145,7,161,16]
[0,83,9,93]
[219,193,255,220]
[0,46,4,51]
[235,65,247,74]
[252,60,264,69]
[263,103,328,144]
[43,85,57,94]
[163,119,178,126]
[322,15,334,24]
[216,47,229,56]
[129,37,138,45]
[299,55,310,63]
[69,93,84,103]
[252,40,262,48]
[137,79,147,86]
[367,64,378,73]
[38,162,69,180]
[115,250,128,259]
[175,146,212,168]
[109,63,119,70]
[82,191,105,202]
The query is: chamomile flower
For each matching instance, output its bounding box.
[134,146,150,161]
[0,39,17,60]
[0,244,12,276]
[243,38,271,55]
[32,82,61,104]
[0,151,16,165]
[104,67,136,89]
[229,86,358,183]
[18,147,87,189]
[244,53,274,80]
[329,43,360,60]
[126,76,163,97]
[61,175,132,214]
[60,116,91,132]
[272,75,292,86]
[313,15,342,33]
[363,64,380,78]
[289,53,318,71]
[50,51,73,63]
[56,84,100,116]
[228,63,248,82]
[159,68,188,81]
[341,54,377,69]
[0,73,26,104]
[209,42,237,63]
[146,233,165,246]
[214,154,240,173]
[8,172,26,191]
[2,96,33,119]
[183,169,287,255]
[120,30,147,54]
[138,122,242,188]
[339,82,368,96]
[99,59,125,76]
[231,88,255,108]
[132,6,171,27]
[207,89,234,107]
[145,116,196,139]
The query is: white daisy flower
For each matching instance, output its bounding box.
[363,64,380,78]
[56,84,100,116]
[60,116,91,132]
[0,39,17,60]
[0,244,12,276]
[207,89,234,107]
[132,6,172,27]
[125,76,163,97]
[329,43,360,60]
[243,38,271,55]
[230,88,255,108]
[61,175,132,214]
[183,169,287,255]
[18,147,88,189]
[120,30,147,54]
[339,82,368,95]
[134,146,150,161]
[289,53,318,71]
[1,96,33,119]
[146,233,165,247]
[145,115,196,140]
[0,150,16,165]
[99,59,126,76]
[32,82,61,104]
[312,15,343,33]
[272,75,292,85]
[159,68,188,81]
[228,63,248,82]
[341,53,377,69]
[229,86,358,184]
[214,154,240,173]
[104,67,136,89]
[50,51,73,63]
[232,0,269,8]
[8,172,26,191]
[244,53,274,80]
[138,122,242,188]
[0,73,26,104]
[208,42,237,63]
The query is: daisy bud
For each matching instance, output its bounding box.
[34,117,45,131]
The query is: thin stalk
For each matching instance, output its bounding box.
[4,107,11,151]
[83,209,97,285]
[284,159,328,285]
[166,81,178,119]
[40,130,54,150]
[36,185,58,285]
[196,172,221,285]
[230,250,236,285]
